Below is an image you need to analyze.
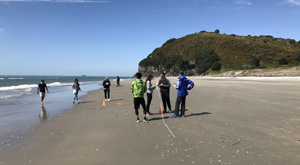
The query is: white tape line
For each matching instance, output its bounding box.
[157,87,176,138]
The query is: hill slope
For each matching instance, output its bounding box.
[139,31,300,76]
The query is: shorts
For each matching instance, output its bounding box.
[40,92,45,98]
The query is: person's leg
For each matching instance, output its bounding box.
[75,92,78,102]
[40,92,45,105]
[107,89,110,99]
[181,96,186,116]
[146,93,152,113]
[166,92,172,111]
[104,90,107,99]
[161,93,167,112]
[134,98,139,120]
[174,96,181,116]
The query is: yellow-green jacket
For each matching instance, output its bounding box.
[131,79,147,98]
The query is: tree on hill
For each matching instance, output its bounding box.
[194,50,220,74]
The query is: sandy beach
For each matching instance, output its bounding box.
[1,77,300,165]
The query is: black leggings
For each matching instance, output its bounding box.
[146,93,153,113]
[104,89,110,99]
[134,98,146,115]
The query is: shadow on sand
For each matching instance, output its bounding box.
[148,112,211,121]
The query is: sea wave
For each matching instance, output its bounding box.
[0,78,4,80]
[8,78,23,80]
[0,81,93,91]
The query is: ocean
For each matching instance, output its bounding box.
[0,75,131,156]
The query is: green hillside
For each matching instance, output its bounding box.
[139,31,300,76]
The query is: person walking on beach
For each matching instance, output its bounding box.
[146,75,156,116]
[171,71,194,118]
[72,79,83,104]
[102,77,111,102]
[116,76,120,87]
[157,72,172,113]
[37,79,49,106]
[131,72,148,123]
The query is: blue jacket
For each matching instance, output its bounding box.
[175,76,194,97]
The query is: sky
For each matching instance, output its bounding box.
[0,0,300,76]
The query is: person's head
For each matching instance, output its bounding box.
[135,72,142,79]
[160,72,165,79]
[105,77,109,80]
[41,79,45,84]
[74,79,79,84]
[178,70,184,76]
[146,75,153,81]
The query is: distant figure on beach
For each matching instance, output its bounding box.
[116,76,120,87]
[157,72,172,113]
[72,79,83,104]
[145,75,156,116]
[171,71,194,118]
[102,77,111,102]
[37,79,49,106]
[131,72,148,123]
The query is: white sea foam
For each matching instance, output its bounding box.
[0,81,92,92]
[8,78,23,80]
[0,78,4,80]
[0,84,37,91]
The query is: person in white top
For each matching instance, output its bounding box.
[145,75,156,116]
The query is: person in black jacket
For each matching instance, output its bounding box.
[102,77,111,102]
[157,72,172,113]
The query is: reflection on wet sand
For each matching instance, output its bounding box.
[39,106,47,120]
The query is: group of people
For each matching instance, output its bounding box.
[131,71,194,123]
[37,76,121,105]
[37,73,193,123]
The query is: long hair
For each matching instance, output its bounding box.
[145,75,153,83]
[74,79,79,85]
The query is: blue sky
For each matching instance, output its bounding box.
[0,0,299,76]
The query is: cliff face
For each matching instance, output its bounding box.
[139,31,300,76]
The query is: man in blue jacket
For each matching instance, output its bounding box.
[171,71,194,118]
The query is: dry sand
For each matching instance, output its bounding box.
[1,77,300,165]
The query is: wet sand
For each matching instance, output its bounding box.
[1,77,300,165]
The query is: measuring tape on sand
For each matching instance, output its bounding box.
[157,86,176,138]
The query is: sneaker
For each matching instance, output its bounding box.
[180,114,185,117]
[108,99,110,102]
[136,119,140,123]
[171,115,178,118]
[168,109,172,113]
[105,99,107,101]
[148,112,153,115]
[143,118,148,122]
[163,110,167,113]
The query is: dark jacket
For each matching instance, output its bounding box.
[102,80,111,89]
[157,78,171,94]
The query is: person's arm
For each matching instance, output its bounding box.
[175,79,180,90]
[79,84,82,92]
[130,82,134,94]
[188,80,194,90]
[45,85,49,93]
[37,85,40,94]
[143,82,147,93]
[164,79,171,88]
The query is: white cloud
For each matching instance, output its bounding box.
[237,0,252,6]
[286,0,300,6]
[0,0,110,3]
[0,28,4,32]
